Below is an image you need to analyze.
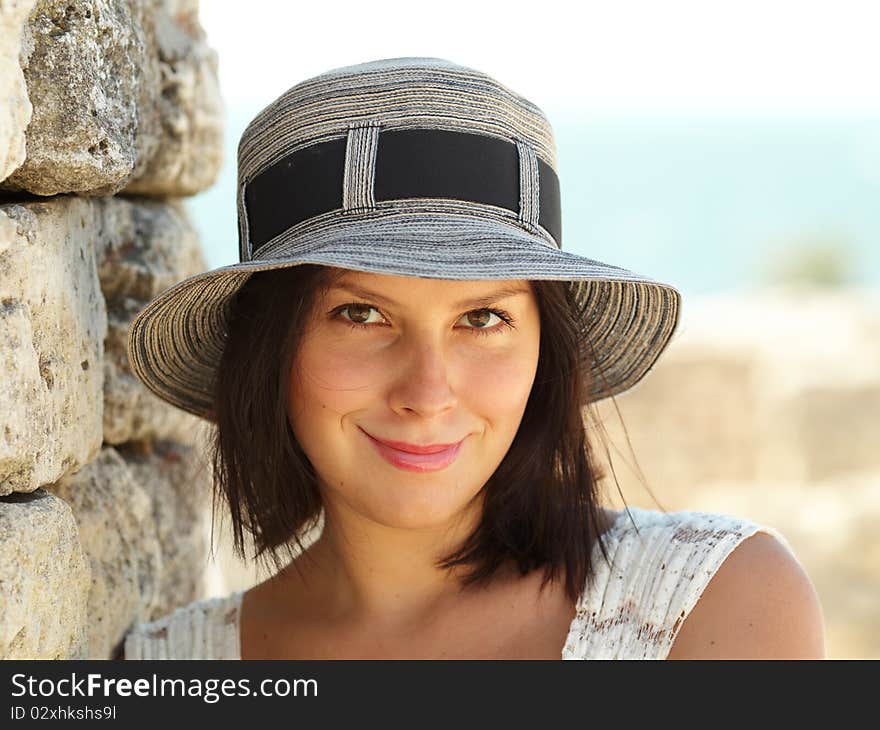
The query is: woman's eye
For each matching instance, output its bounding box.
[459,309,500,329]
[339,303,384,326]
[333,303,513,336]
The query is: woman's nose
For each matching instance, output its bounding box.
[387,337,458,418]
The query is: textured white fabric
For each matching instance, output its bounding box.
[123,506,790,660]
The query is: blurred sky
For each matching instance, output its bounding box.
[191,0,880,296]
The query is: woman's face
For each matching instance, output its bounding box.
[287,269,541,531]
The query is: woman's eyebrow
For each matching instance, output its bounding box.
[328,283,531,310]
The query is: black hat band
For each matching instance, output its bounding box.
[241,126,561,260]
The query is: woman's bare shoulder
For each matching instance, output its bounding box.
[666,530,826,659]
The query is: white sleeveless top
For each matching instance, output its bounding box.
[124,506,789,660]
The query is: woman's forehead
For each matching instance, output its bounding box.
[324,271,534,307]
[328,269,532,293]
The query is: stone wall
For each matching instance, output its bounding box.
[0,0,221,659]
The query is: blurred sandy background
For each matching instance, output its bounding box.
[192,0,879,658]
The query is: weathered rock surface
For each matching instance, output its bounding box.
[0,0,222,196]
[94,195,207,444]
[47,446,165,659]
[0,488,90,659]
[1,0,220,662]
[0,0,37,182]
[123,0,224,196]
[115,439,212,620]
[1,195,208,496]
[0,199,106,496]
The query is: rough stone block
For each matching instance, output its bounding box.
[0,0,37,182]
[0,199,106,496]
[0,488,90,659]
[115,439,211,619]
[94,196,208,444]
[0,0,222,196]
[47,446,163,659]
[123,0,224,196]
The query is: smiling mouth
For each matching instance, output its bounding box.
[360,429,465,473]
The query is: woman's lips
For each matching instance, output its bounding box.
[361,430,464,472]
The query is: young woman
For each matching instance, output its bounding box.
[123,57,825,660]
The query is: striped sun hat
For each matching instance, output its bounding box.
[127,56,682,420]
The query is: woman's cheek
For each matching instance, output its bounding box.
[460,348,538,410]
[288,332,374,413]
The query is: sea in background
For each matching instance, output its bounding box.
[187,103,880,299]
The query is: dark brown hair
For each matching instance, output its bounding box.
[209,263,628,604]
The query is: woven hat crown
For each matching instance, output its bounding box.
[235,57,562,264]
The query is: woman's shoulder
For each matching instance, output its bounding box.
[123,590,244,660]
[659,514,825,659]
[567,505,808,659]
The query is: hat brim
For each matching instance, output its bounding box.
[127,211,682,420]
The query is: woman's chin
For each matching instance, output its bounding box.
[354,491,483,533]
